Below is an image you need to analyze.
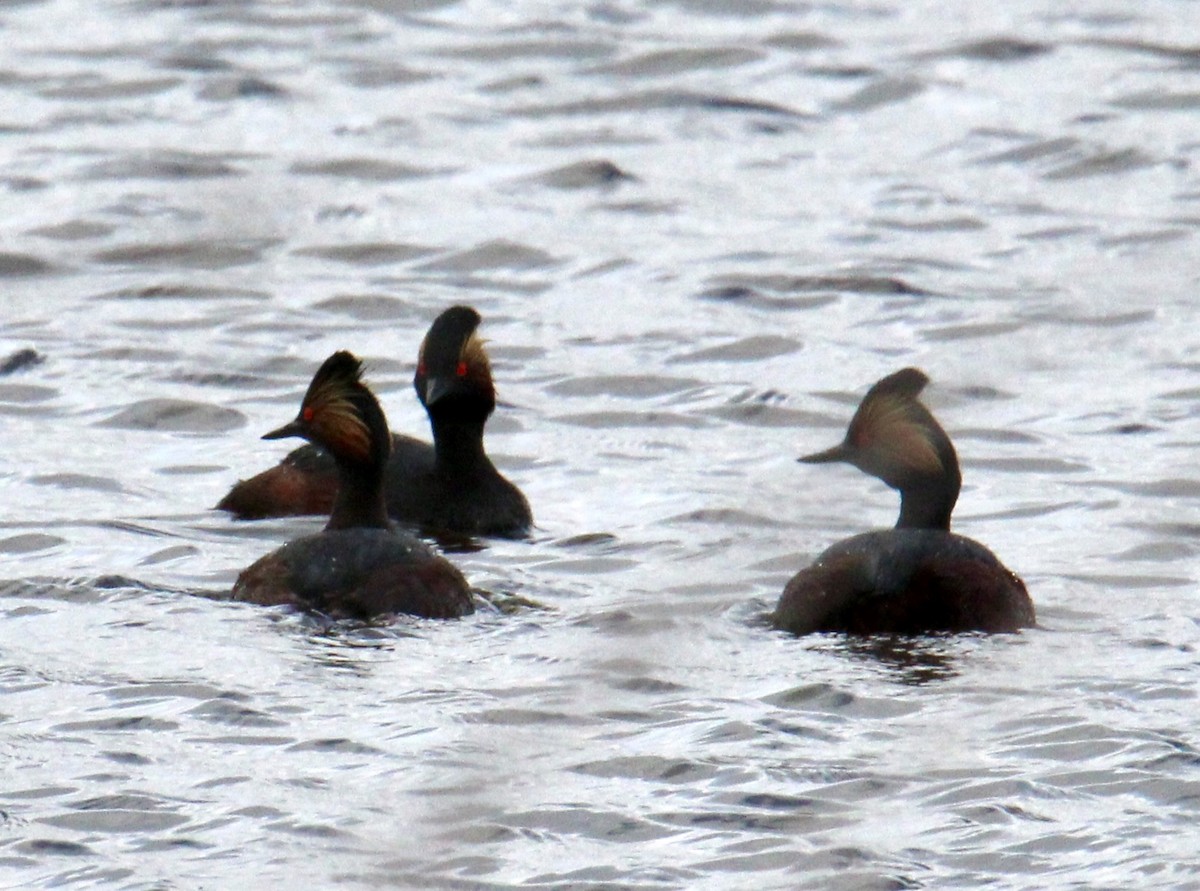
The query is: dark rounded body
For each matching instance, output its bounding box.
[233,527,474,620]
[771,529,1034,635]
[218,434,531,537]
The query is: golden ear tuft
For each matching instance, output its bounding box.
[302,352,373,463]
[849,368,945,477]
[459,331,490,375]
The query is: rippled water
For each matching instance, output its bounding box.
[2,0,1199,887]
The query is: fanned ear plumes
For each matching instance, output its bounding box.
[801,367,962,530]
[304,352,373,463]
[845,368,946,483]
[458,329,492,385]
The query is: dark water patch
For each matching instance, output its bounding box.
[81,151,246,180]
[295,242,437,265]
[703,273,930,299]
[438,38,615,62]
[98,399,245,433]
[0,577,117,605]
[667,509,787,529]
[0,252,54,277]
[608,674,689,694]
[843,636,962,685]
[106,682,232,702]
[468,708,590,727]
[573,755,720,783]
[667,0,789,16]
[1082,38,1200,68]
[54,716,180,733]
[1112,541,1195,562]
[1,173,47,191]
[93,240,273,270]
[187,698,287,728]
[156,50,233,73]
[876,215,986,233]
[141,544,201,565]
[972,133,1078,165]
[521,159,636,190]
[532,556,639,574]
[953,427,1041,445]
[1111,90,1200,111]
[309,293,419,321]
[937,37,1053,62]
[1018,224,1096,241]
[597,198,681,215]
[103,750,153,766]
[289,158,446,181]
[805,64,878,80]
[701,402,831,428]
[92,282,270,302]
[0,533,65,554]
[28,220,115,240]
[197,75,289,101]
[337,61,433,89]
[30,473,126,493]
[416,239,562,273]
[764,31,841,52]
[970,456,1091,475]
[553,532,620,549]
[1044,147,1157,180]
[388,271,554,295]
[670,335,801,363]
[0,347,45,375]
[41,808,189,834]
[190,734,295,747]
[696,284,838,311]
[264,818,348,839]
[923,321,1023,341]
[18,838,95,858]
[661,803,832,837]
[505,804,673,843]
[545,374,704,398]
[8,785,78,800]
[761,682,920,718]
[1062,572,1193,589]
[1097,229,1188,248]
[287,737,384,755]
[1089,478,1200,498]
[39,76,181,101]
[832,77,924,113]
[1026,307,1154,327]
[509,88,805,118]
[588,47,764,78]
[555,409,709,429]
[167,370,265,388]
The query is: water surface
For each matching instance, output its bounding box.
[1,0,1199,888]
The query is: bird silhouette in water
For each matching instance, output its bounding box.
[218,305,531,538]
[771,368,1034,635]
[232,351,474,620]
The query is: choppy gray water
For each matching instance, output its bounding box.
[2,0,1199,887]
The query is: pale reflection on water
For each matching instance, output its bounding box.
[1,0,1199,888]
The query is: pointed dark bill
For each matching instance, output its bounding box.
[798,442,852,464]
[262,419,305,441]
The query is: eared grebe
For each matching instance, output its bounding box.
[232,351,474,619]
[217,305,532,538]
[771,368,1034,635]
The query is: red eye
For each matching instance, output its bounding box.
[417,361,426,377]
[302,406,314,422]
[455,361,468,377]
